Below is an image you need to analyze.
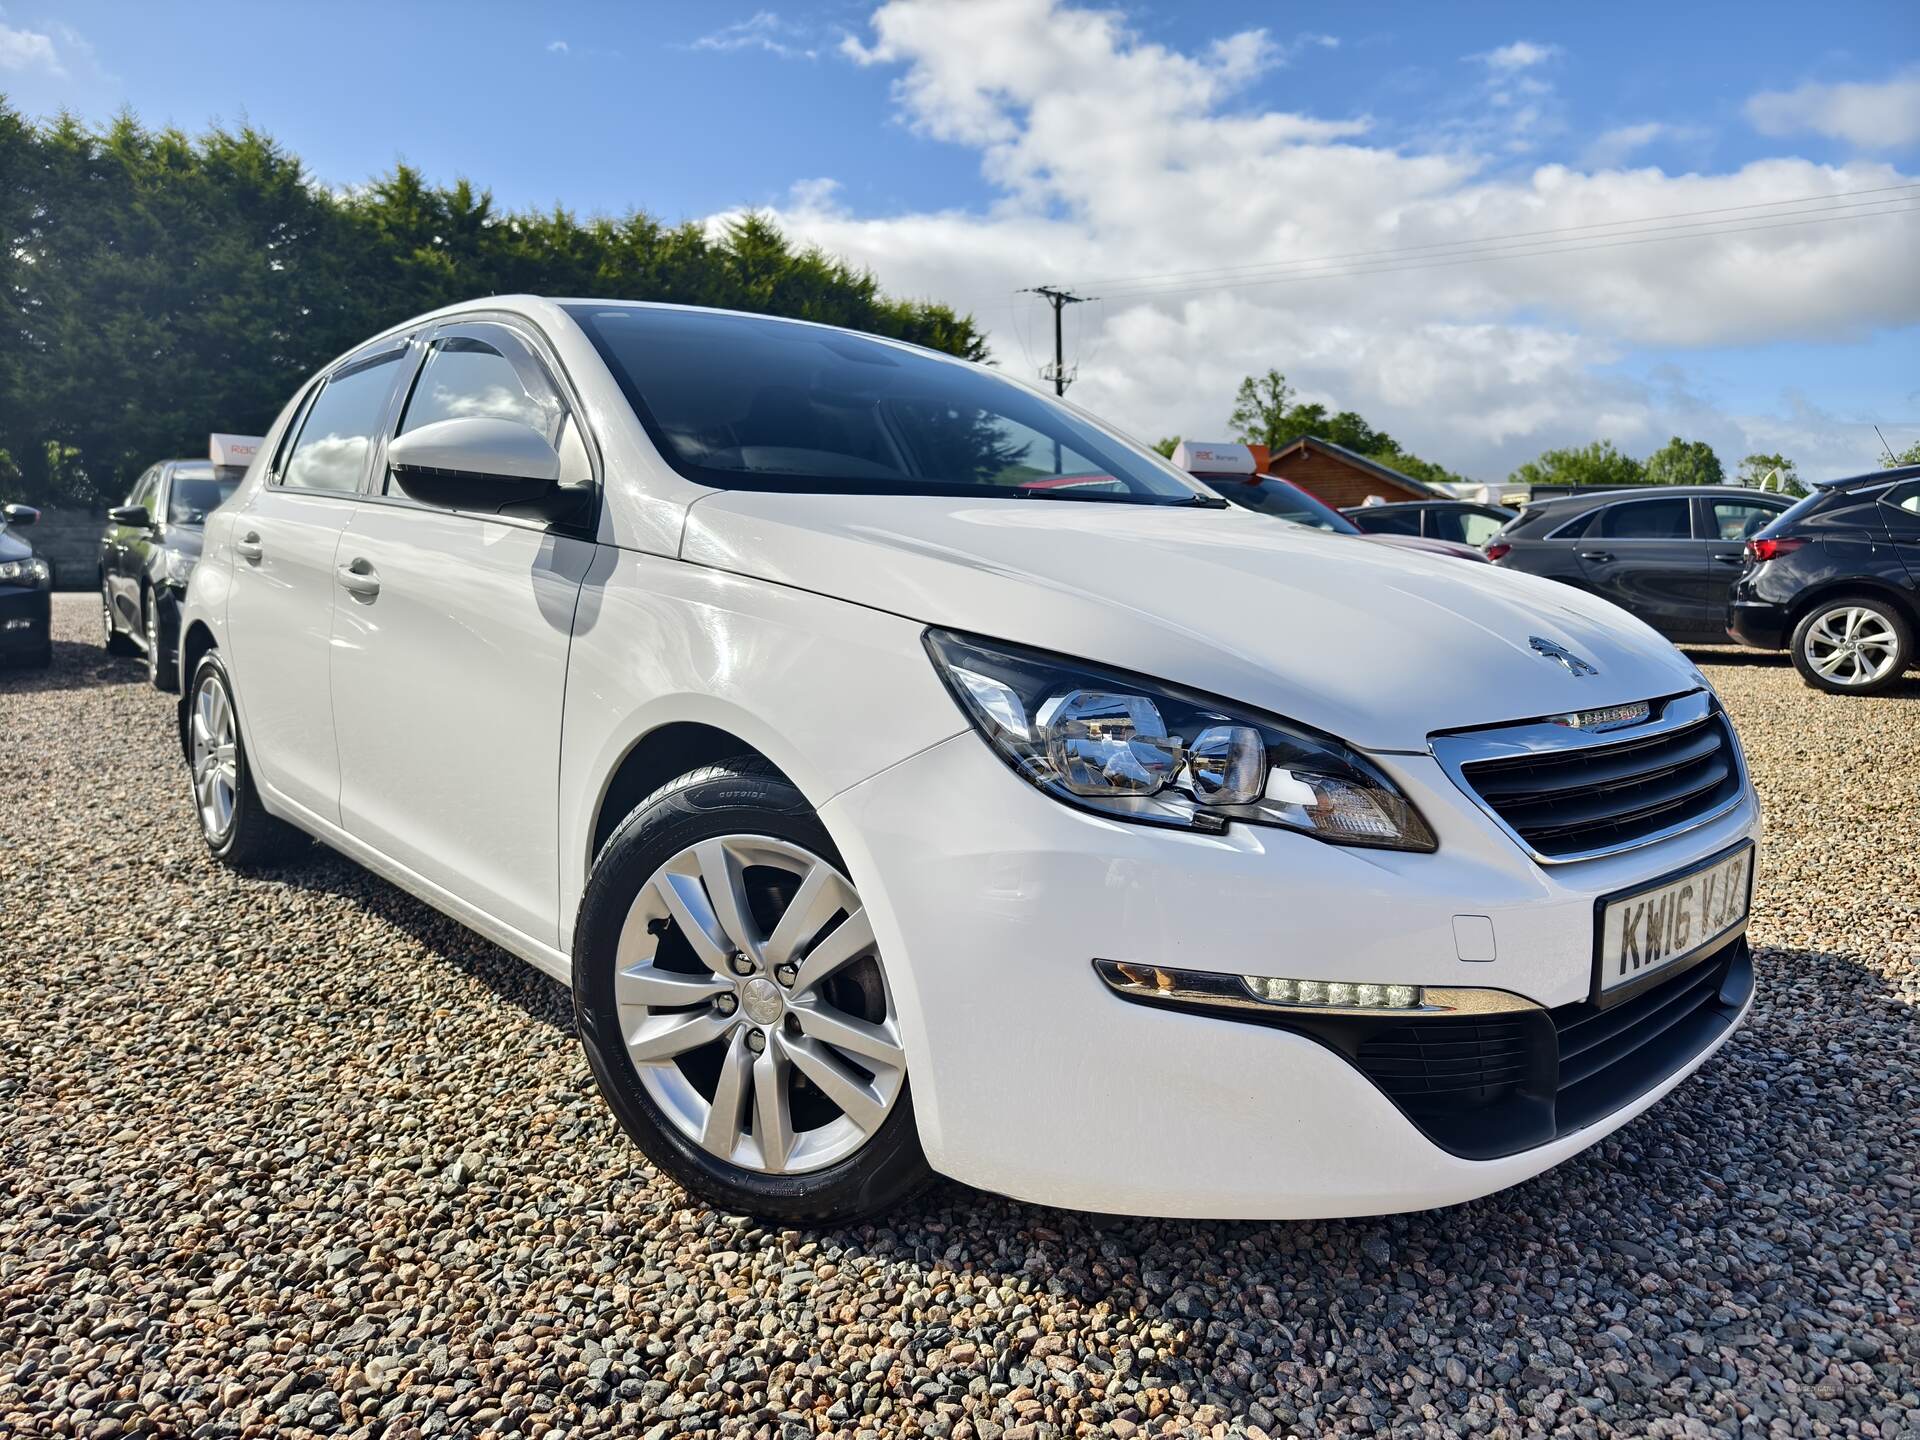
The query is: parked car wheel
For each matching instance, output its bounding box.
[187,652,304,865]
[144,589,177,692]
[1789,595,1911,695]
[573,760,931,1223]
[101,581,137,655]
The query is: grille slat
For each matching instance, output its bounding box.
[1460,708,1741,858]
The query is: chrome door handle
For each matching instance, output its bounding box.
[1577,550,1615,563]
[1711,553,1744,565]
[235,533,264,562]
[336,559,381,598]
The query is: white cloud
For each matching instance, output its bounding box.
[1580,121,1712,170]
[751,0,1920,480]
[0,19,63,75]
[1476,40,1559,72]
[546,39,569,54]
[692,10,819,61]
[1746,68,1920,150]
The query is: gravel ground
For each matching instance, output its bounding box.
[2,592,1915,1440]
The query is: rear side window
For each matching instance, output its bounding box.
[1596,498,1691,539]
[1352,507,1420,535]
[1429,508,1507,546]
[1882,481,1920,529]
[280,353,403,493]
[1707,499,1781,541]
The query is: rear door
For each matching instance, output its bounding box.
[328,319,595,948]
[1574,495,1707,637]
[224,347,408,821]
[1880,480,1920,581]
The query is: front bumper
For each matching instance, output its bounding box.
[0,585,51,657]
[821,727,1760,1218]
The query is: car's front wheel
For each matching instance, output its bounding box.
[1790,595,1911,695]
[186,651,303,865]
[144,588,177,692]
[573,760,931,1223]
[101,580,137,655]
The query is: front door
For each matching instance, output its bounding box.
[224,348,407,821]
[106,467,159,629]
[329,320,595,948]
[1574,495,1707,638]
[1881,480,1920,583]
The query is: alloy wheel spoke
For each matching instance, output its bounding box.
[781,1033,889,1134]
[700,1029,753,1158]
[790,999,905,1070]
[624,1007,732,1064]
[763,861,845,968]
[694,839,759,960]
[1814,648,1848,677]
[753,1042,795,1170]
[790,909,875,997]
[615,961,731,1009]
[653,871,736,977]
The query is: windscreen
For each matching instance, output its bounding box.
[1192,475,1359,533]
[567,305,1198,503]
[168,470,241,524]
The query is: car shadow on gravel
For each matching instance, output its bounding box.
[0,638,143,695]
[1686,646,1920,696]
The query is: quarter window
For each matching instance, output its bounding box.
[1881,481,1920,529]
[281,354,403,493]
[1595,497,1692,540]
[1708,499,1782,541]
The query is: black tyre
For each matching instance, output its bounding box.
[1789,595,1911,695]
[186,651,305,866]
[101,580,137,655]
[144,588,177,691]
[573,760,932,1223]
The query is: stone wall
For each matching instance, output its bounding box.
[11,508,104,591]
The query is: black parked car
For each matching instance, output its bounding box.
[0,503,52,669]
[1343,499,1515,547]
[1728,465,1919,695]
[1485,485,1792,642]
[100,459,244,690]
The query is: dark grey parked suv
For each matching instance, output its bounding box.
[1486,486,1792,642]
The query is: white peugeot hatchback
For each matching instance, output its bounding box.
[178,298,1759,1222]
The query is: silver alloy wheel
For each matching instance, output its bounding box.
[144,598,160,683]
[1803,605,1900,687]
[615,836,905,1175]
[189,673,239,842]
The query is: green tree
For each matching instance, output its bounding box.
[1643,436,1724,487]
[1508,441,1646,490]
[1152,436,1180,458]
[1736,452,1805,495]
[1880,439,1920,467]
[0,102,987,508]
[1228,370,1295,451]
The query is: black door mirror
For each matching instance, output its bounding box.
[386,417,584,524]
[108,504,152,529]
[2,503,39,527]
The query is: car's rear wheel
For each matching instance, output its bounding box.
[187,651,303,866]
[101,581,137,655]
[144,588,177,691]
[573,760,931,1223]
[1790,596,1910,695]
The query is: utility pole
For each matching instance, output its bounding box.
[1020,285,1090,396]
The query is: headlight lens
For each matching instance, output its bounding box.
[163,548,197,585]
[925,629,1437,850]
[0,556,50,588]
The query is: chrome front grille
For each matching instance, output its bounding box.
[1431,691,1746,863]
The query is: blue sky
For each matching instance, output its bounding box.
[5,1,1918,480]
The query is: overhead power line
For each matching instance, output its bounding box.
[1067,181,1920,295]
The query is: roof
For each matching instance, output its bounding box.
[1264,435,1450,499]
[1816,463,1920,490]
[1342,498,1513,513]
[1522,484,1779,509]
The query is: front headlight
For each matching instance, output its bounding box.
[162,549,196,585]
[924,629,1437,851]
[0,556,50,588]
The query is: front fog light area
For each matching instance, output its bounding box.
[1244,975,1423,1010]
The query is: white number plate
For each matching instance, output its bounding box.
[1597,845,1752,999]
